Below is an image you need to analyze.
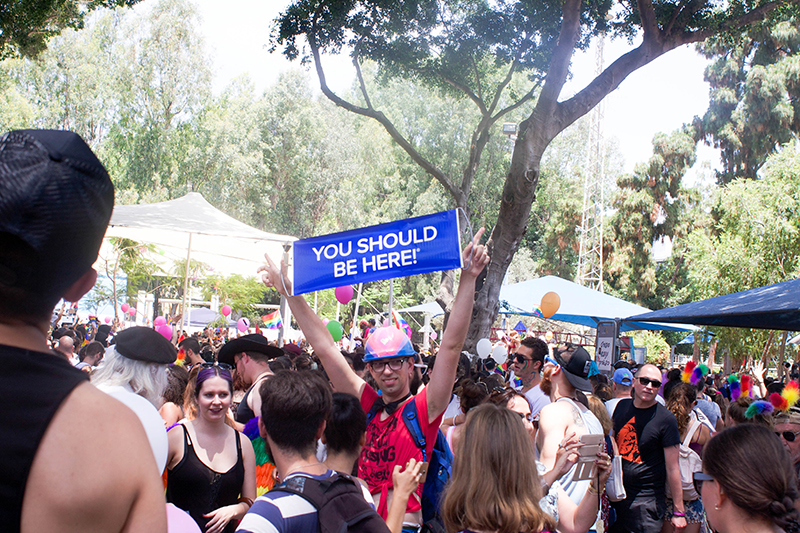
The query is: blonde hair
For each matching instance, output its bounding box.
[588,394,613,436]
[442,403,556,533]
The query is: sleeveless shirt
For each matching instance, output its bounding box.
[166,424,245,533]
[1,345,88,532]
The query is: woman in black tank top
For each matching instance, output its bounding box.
[166,365,257,533]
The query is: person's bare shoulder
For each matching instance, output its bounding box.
[21,382,167,533]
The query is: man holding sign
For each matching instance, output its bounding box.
[259,229,489,530]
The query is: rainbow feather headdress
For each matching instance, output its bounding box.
[769,381,800,412]
[681,361,710,385]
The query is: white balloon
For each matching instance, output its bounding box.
[104,388,168,474]
[491,344,508,365]
[476,338,492,359]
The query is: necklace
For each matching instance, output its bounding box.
[277,461,326,483]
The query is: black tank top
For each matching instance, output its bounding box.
[235,385,256,424]
[166,424,245,533]
[1,345,88,532]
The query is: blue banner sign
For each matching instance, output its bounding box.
[292,210,462,295]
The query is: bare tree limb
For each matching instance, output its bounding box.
[307,32,463,203]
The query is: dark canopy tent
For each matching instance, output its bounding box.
[627,278,800,331]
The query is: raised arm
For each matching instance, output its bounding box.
[259,254,365,399]
[425,228,490,422]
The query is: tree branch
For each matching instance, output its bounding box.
[637,0,661,42]
[437,74,488,114]
[664,0,696,36]
[307,32,463,204]
[352,46,373,110]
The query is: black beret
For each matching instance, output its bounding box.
[114,327,177,364]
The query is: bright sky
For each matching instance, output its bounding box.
[192,0,719,176]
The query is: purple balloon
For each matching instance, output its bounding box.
[154,316,167,327]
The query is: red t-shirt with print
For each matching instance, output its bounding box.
[359,385,443,518]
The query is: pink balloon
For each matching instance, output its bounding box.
[120,303,129,313]
[236,317,250,333]
[334,285,354,305]
[430,331,438,341]
[157,324,172,340]
[166,503,202,533]
[127,307,135,316]
[322,318,330,325]
[154,316,167,327]
[104,316,111,324]
[221,305,232,317]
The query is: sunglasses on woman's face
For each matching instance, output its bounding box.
[693,471,714,495]
[200,362,233,372]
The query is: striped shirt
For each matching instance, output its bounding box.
[236,470,375,533]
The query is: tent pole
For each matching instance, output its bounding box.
[350,283,363,351]
[422,313,431,352]
[180,233,193,335]
[388,279,394,326]
[278,245,291,346]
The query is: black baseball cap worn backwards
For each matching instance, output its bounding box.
[553,343,593,392]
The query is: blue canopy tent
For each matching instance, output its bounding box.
[497,275,694,332]
[627,278,800,331]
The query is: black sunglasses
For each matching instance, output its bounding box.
[200,362,233,372]
[693,472,714,495]
[638,377,662,388]
[511,353,534,365]
[777,430,800,442]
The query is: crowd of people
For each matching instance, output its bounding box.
[3,129,800,533]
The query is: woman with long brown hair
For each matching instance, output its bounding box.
[442,402,610,533]
[663,382,711,533]
[697,424,800,533]
[442,403,556,533]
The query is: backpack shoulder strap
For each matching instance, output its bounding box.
[683,419,701,447]
[272,474,330,510]
[366,397,383,425]
[401,398,428,462]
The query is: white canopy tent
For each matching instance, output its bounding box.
[100,192,297,335]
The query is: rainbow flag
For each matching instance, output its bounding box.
[262,310,282,329]
[391,309,413,338]
[530,304,544,318]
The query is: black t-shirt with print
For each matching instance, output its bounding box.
[612,398,680,498]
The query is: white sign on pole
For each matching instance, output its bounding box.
[595,321,617,373]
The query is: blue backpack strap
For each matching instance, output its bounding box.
[401,399,428,462]
[366,397,383,426]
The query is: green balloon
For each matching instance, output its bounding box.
[326,320,344,342]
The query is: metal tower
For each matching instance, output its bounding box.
[576,38,606,292]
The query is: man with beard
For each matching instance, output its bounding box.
[219,334,283,425]
[511,336,550,419]
[536,343,604,505]
[610,364,684,533]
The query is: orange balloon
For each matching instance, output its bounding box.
[541,292,561,318]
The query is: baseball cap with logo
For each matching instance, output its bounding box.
[552,343,593,392]
[612,368,634,386]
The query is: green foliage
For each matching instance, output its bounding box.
[199,274,275,320]
[697,9,800,183]
[605,128,703,309]
[685,142,800,361]
[630,330,671,365]
[0,0,140,59]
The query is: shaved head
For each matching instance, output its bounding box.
[636,364,661,379]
